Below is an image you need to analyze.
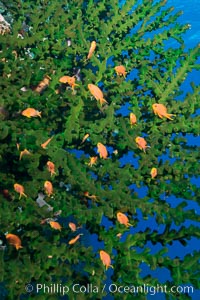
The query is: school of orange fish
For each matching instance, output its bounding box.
[8,41,175,270]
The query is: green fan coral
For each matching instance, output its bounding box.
[0,0,200,299]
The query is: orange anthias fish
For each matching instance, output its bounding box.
[47,161,56,176]
[117,212,132,227]
[44,181,53,197]
[97,142,108,159]
[130,113,137,127]
[14,183,27,199]
[115,65,127,78]
[152,103,175,120]
[6,233,23,250]
[69,222,77,232]
[68,234,83,245]
[81,133,90,144]
[99,250,113,270]
[135,137,150,152]
[19,149,31,160]
[87,41,96,60]
[150,167,157,179]
[21,108,41,118]
[59,75,79,91]
[84,191,98,201]
[41,136,54,149]
[35,75,51,93]
[49,221,62,231]
[88,84,108,107]
[87,156,98,167]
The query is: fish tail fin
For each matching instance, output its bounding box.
[100,98,108,106]
[16,245,23,250]
[38,112,42,118]
[166,114,175,120]
[22,192,27,198]
[127,223,133,227]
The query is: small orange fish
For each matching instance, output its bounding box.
[47,161,56,176]
[81,133,90,144]
[41,136,54,149]
[14,183,27,199]
[87,156,98,167]
[99,250,113,270]
[68,234,83,245]
[152,103,175,120]
[117,212,132,227]
[97,142,108,159]
[150,167,157,179]
[87,41,96,60]
[115,65,127,78]
[59,75,79,91]
[69,222,77,232]
[88,84,108,107]
[21,108,41,118]
[130,113,137,127]
[35,75,51,93]
[6,233,23,250]
[19,149,31,160]
[44,181,53,197]
[49,221,62,231]
[84,191,98,201]
[135,137,150,152]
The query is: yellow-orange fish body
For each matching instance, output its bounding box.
[130,113,137,127]
[88,84,108,106]
[68,234,82,245]
[44,181,53,197]
[6,233,23,250]
[97,142,108,159]
[19,149,31,160]
[49,221,62,231]
[59,75,79,91]
[81,133,90,144]
[100,250,113,270]
[35,75,51,93]
[87,41,96,60]
[135,137,149,152]
[21,108,41,118]
[84,191,98,201]
[150,167,157,179]
[88,156,98,167]
[41,136,54,149]
[14,183,27,199]
[115,65,127,77]
[117,212,132,227]
[69,222,77,232]
[152,103,175,120]
[47,161,56,176]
